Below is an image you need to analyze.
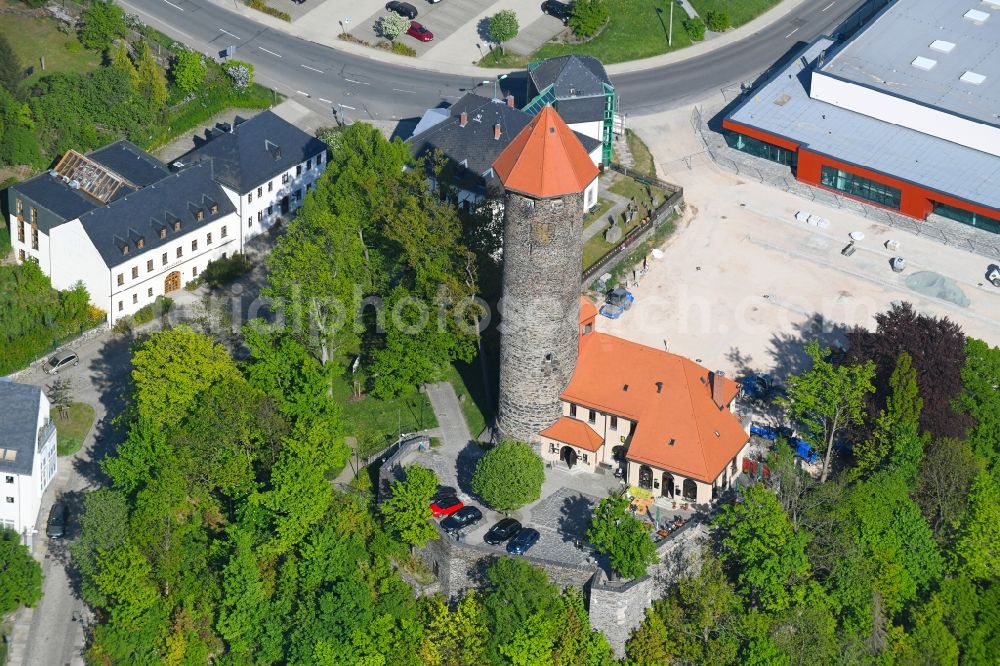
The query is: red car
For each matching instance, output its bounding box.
[430,496,463,517]
[407,21,434,42]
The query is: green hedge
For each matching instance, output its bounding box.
[246,0,291,22]
[200,253,252,288]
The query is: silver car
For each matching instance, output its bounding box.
[43,351,79,374]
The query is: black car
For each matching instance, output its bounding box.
[386,1,418,19]
[431,485,458,503]
[484,518,522,545]
[541,0,571,23]
[506,527,540,555]
[440,506,483,533]
[46,501,68,539]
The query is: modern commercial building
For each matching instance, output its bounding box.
[7,111,326,325]
[722,0,1000,235]
[0,382,57,539]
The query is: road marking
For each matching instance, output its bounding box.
[258,46,282,57]
[392,88,416,94]
[344,78,370,85]
[339,103,356,110]
[301,64,324,73]
[785,27,799,38]
[821,1,835,10]
[163,0,184,10]
[118,0,194,39]
[296,90,310,96]
[219,28,241,40]
[318,98,333,104]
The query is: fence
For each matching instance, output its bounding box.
[581,165,684,286]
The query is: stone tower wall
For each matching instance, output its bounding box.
[496,188,586,441]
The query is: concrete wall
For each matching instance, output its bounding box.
[496,189,587,441]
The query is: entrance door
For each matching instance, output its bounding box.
[638,465,653,490]
[164,271,181,293]
[280,196,290,214]
[560,446,577,469]
[661,473,674,498]
[682,479,697,502]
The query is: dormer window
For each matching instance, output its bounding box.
[136,238,144,249]
[122,244,129,255]
[173,220,181,232]
[159,228,167,239]
[195,209,204,221]
[209,203,218,214]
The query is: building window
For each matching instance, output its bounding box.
[15,198,22,217]
[268,205,273,215]
[307,158,312,170]
[282,173,290,184]
[296,164,302,176]
[248,192,253,203]
[610,416,618,431]
[121,244,129,256]
[147,259,154,272]
[176,247,183,258]
[117,273,124,286]
[257,186,263,197]
[295,189,302,202]
[148,287,153,297]
[268,181,273,192]
[724,131,796,167]
[17,222,24,243]
[29,207,36,224]
[207,232,213,245]
[581,453,588,463]
[193,266,198,277]
[132,293,138,304]
[132,267,139,279]
[118,301,123,311]
[162,252,168,265]
[318,153,324,164]
[191,239,198,252]
[583,323,593,334]
[257,210,263,223]
[569,403,577,418]
[195,210,204,221]
[17,249,24,262]
[588,410,596,424]
[159,228,167,239]
[4,497,13,504]
[31,225,38,250]
[210,204,218,214]
[221,225,227,238]
[4,475,12,484]
[820,166,901,210]
[173,221,181,232]
[248,217,252,227]
[137,238,144,249]
[932,203,1000,235]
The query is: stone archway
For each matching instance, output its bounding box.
[638,465,653,490]
[560,446,577,469]
[682,478,697,502]
[164,271,181,293]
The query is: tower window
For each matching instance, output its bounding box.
[543,353,553,363]
[569,404,577,418]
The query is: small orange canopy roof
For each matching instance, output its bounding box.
[563,333,748,483]
[540,416,605,452]
[492,106,599,199]
[579,296,597,325]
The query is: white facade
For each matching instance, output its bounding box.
[810,71,1000,157]
[0,391,57,538]
[231,151,327,244]
[9,206,52,276]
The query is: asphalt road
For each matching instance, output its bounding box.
[119,0,873,124]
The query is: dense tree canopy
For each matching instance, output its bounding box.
[471,440,545,513]
[0,528,42,615]
[80,0,127,51]
[380,464,439,547]
[587,493,658,580]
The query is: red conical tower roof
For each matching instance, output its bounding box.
[492,106,599,199]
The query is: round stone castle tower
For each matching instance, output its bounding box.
[492,106,600,442]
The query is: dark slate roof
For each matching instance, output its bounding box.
[0,382,42,477]
[529,55,612,100]
[88,141,170,187]
[408,93,601,187]
[77,162,236,268]
[11,176,104,230]
[177,110,327,193]
[554,97,607,125]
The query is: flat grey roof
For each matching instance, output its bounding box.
[727,37,1000,211]
[820,0,1000,126]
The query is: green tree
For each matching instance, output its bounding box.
[216,528,269,662]
[483,557,563,665]
[420,591,488,666]
[92,541,160,627]
[488,9,519,54]
[853,352,926,482]
[569,0,609,37]
[0,528,42,614]
[46,377,72,420]
[714,483,810,612]
[471,440,544,513]
[0,34,22,94]
[783,340,875,482]
[957,338,1000,466]
[771,583,840,664]
[80,0,127,51]
[69,489,130,607]
[135,41,167,110]
[376,11,411,42]
[587,493,658,579]
[130,326,241,427]
[953,468,1000,581]
[107,41,139,90]
[916,437,980,542]
[171,49,207,95]
[705,9,731,31]
[381,464,440,547]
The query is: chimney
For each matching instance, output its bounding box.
[655,381,663,394]
[710,370,726,409]
[506,94,515,108]
[459,111,468,127]
[494,123,501,140]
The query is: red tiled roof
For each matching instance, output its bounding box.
[492,106,599,198]
[540,416,605,452]
[561,333,747,483]
[579,296,597,325]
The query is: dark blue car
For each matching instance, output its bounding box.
[506,527,540,555]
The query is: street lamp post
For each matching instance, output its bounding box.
[668,1,673,47]
[340,17,351,37]
[494,73,508,101]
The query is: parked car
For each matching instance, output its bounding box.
[430,495,464,517]
[506,527,540,555]
[484,518,522,545]
[43,350,79,374]
[541,0,571,23]
[407,21,434,41]
[386,1,418,19]
[46,501,68,539]
[431,485,458,503]
[440,506,483,532]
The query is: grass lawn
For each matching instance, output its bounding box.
[478,49,531,69]
[608,174,667,208]
[623,129,657,177]
[583,197,615,226]
[689,0,781,27]
[332,373,438,452]
[0,4,101,86]
[534,0,694,64]
[443,360,493,441]
[51,402,95,456]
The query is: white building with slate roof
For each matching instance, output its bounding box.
[6,112,327,325]
[0,381,57,539]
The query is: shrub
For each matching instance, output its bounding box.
[79,0,127,51]
[376,12,410,42]
[683,17,706,41]
[200,253,252,288]
[569,0,609,38]
[223,60,254,91]
[131,295,173,325]
[64,40,83,53]
[391,42,416,57]
[245,0,291,22]
[112,316,133,334]
[171,50,207,96]
[705,10,731,32]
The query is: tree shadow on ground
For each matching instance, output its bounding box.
[47,487,87,600]
[765,313,852,379]
[455,440,486,498]
[72,334,132,487]
[556,493,595,545]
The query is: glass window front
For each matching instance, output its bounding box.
[725,131,796,167]
[932,203,1000,235]
[820,166,901,209]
